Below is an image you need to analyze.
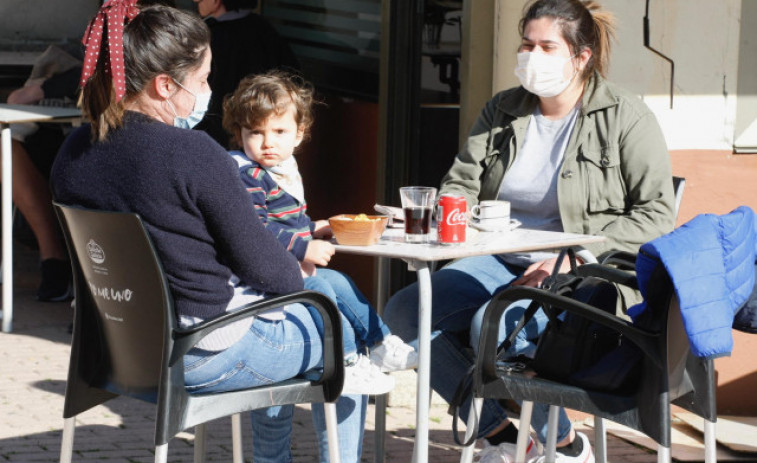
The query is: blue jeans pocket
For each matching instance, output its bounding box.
[185,365,243,393]
[184,348,217,372]
[184,348,280,393]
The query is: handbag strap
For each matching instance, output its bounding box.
[449,365,478,446]
[496,247,584,355]
[495,299,542,359]
[541,247,579,292]
[538,247,581,323]
[449,247,583,446]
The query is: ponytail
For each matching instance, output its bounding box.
[581,1,616,78]
[79,65,126,142]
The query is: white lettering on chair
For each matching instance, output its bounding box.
[104,313,124,322]
[110,288,133,302]
[89,282,134,303]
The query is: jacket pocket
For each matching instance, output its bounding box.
[580,145,626,213]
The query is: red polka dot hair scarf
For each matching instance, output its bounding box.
[80,0,140,102]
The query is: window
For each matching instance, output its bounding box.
[263,0,381,100]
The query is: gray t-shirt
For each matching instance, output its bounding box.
[498,104,579,266]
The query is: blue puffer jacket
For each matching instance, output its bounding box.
[628,206,757,359]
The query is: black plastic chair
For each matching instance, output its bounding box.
[459,262,717,463]
[54,203,345,463]
[672,176,686,220]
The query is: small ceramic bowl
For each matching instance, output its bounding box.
[329,214,389,246]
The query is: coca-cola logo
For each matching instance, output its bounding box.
[445,208,467,226]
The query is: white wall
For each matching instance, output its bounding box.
[606,0,743,151]
[734,0,757,152]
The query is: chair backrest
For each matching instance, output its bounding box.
[672,176,686,219]
[660,273,717,421]
[57,203,346,446]
[55,204,173,406]
[641,262,717,425]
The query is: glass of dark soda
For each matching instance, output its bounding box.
[399,186,437,243]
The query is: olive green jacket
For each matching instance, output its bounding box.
[440,73,675,259]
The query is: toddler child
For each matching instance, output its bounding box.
[222,71,417,394]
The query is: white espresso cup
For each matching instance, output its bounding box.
[471,200,510,221]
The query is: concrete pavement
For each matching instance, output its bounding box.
[6,146,754,461]
[0,243,666,462]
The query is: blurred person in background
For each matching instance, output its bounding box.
[193,0,300,147]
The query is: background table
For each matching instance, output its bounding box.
[334,226,605,463]
[0,104,82,332]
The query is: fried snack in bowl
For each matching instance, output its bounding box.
[329,214,389,246]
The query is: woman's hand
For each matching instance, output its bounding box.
[300,262,317,278]
[511,255,577,288]
[312,220,332,239]
[303,239,335,267]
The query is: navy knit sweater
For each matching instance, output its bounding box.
[51,111,303,320]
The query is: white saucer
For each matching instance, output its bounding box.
[469,218,521,232]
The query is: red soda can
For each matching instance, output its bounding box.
[437,193,467,244]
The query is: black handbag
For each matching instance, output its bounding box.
[449,249,642,446]
[527,249,641,392]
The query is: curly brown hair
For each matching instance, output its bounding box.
[223,71,316,149]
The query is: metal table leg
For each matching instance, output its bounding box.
[409,259,432,462]
[374,257,390,463]
[1,124,14,332]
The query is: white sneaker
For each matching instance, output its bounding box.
[476,436,540,463]
[534,432,594,463]
[369,334,419,372]
[342,354,395,395]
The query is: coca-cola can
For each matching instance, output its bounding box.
[437,193,467,244]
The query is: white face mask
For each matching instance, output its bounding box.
[514,51,577,98]
[168,79,212,129]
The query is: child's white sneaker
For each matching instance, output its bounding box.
[534,432,594,463]
[342,353,395,395]
[369,334,419,372]
[476,436,541,463]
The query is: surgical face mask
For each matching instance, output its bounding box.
[169,79,211,129]
[514,51,577,98]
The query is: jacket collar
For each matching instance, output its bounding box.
[498,72,619,118]
[580,72,619,115]
[498,86,538,119]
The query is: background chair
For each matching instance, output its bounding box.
[460,262,717,463]
[55,203,345,463]
[672,176,686,220]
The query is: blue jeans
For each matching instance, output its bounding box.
[383,254,572,445]
[305,268,391,351]
[184,302,366,462]
[250,395,367,463]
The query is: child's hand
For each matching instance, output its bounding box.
[300,262,317,278]
[312,220,333,239]
[304,239,335,267]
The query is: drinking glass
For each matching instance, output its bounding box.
[399,186,437,243]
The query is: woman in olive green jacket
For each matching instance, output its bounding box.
[384,1,674,462]
[441,71,674,260]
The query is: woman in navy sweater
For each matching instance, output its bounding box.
[51,3,365,461]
